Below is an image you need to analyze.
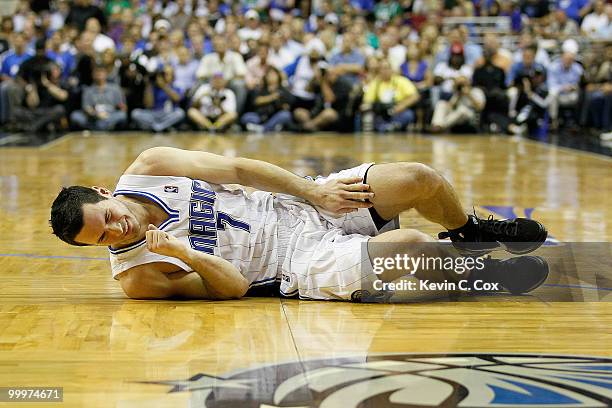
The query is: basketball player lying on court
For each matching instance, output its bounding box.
[50,147,549,301]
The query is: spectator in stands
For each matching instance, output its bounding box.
[268,32,294,71]
[520,0,551,20]
[507,66,549,135]
[547,41,583,130]
[376,33,405,72]
[580,45,611,133]
[329,32,366,82]
[374,0,402,23]
[172,46,198,97]
[188,73,238,132]
[473,49,507,131]
[594,4,612,39]
[238,10,263,42]
[581,0,609,38]
[507,44,546,118]
[361,59,420,133]
[0,17,12,56]
[285,38,326,114]
[433,43,473,105]
[431,75,486,133]
[196,34,248,114]
[512,32,550,67]
[131,65,185,132]
[555,0,591,22]
[1,33,33,81]
[245,44,270,90]
[294,63,357,132]
[70,65,127,130]
[65,0,106,32]
[241,67,293,133]
[479,33,513,73]
[45,31,75,80]
[10,62,67,133]
[434,27,481,68]
[545,9,579,44]
[399,43,433,130]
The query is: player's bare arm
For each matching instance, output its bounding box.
[117,224,248,300]
[125,146,375,214]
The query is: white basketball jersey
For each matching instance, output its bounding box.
[108,175,279,288]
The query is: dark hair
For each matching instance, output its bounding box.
[50,186,107,246]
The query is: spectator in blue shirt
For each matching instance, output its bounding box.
[131,65,185,132]
[46,31,76,80]
[556,0,591,22]
[329,32,365,82]
[1,33,33,80]
[507,45,545,87]
[547,49,583,129]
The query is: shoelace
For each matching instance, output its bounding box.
[480,215,519,237]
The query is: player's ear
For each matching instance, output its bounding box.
[92,186,113,197]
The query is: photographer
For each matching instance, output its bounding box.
[361,59,420,133]
[430,75,486,133]
[131,65,185,132]
[11,62,68,133]
[241,67,293,133]
[70,65,128,130]
[188,73,238,132]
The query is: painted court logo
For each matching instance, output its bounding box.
[142,354,612,407]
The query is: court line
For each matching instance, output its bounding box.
[0,253,107,261]
[542,283,612,291]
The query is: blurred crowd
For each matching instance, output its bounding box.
[0,0,610,138]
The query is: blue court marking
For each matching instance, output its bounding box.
[0,253,107,261]
[542,283,612,291]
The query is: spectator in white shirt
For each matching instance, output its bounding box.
[188,72,238,132]
[196,34,248,113]
[238,10,263,42]
[581,0,609,38]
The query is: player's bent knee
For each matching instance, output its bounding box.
[400,162,442,193]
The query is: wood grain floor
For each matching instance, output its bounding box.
[0,132,610,407]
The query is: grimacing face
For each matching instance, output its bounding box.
[74,189,142,247]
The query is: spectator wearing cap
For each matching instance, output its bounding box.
[547,41,583,130]
[284,38,325,112]
[361,59,420,133]
[238,10,263,42]
[432,42,473,105]
[131,65,185,132]
[188,73,238,132]
[196,34,248,114]
[430,74,486,133]
[70,65,127,130]
[434,27,482,68]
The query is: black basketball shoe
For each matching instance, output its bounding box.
[438,214,548,257]
[469,255,549,295]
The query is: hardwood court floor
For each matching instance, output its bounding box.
[0,132,610,407]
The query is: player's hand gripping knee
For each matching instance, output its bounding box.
[146,224,186,258]
[314,177,374,215]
